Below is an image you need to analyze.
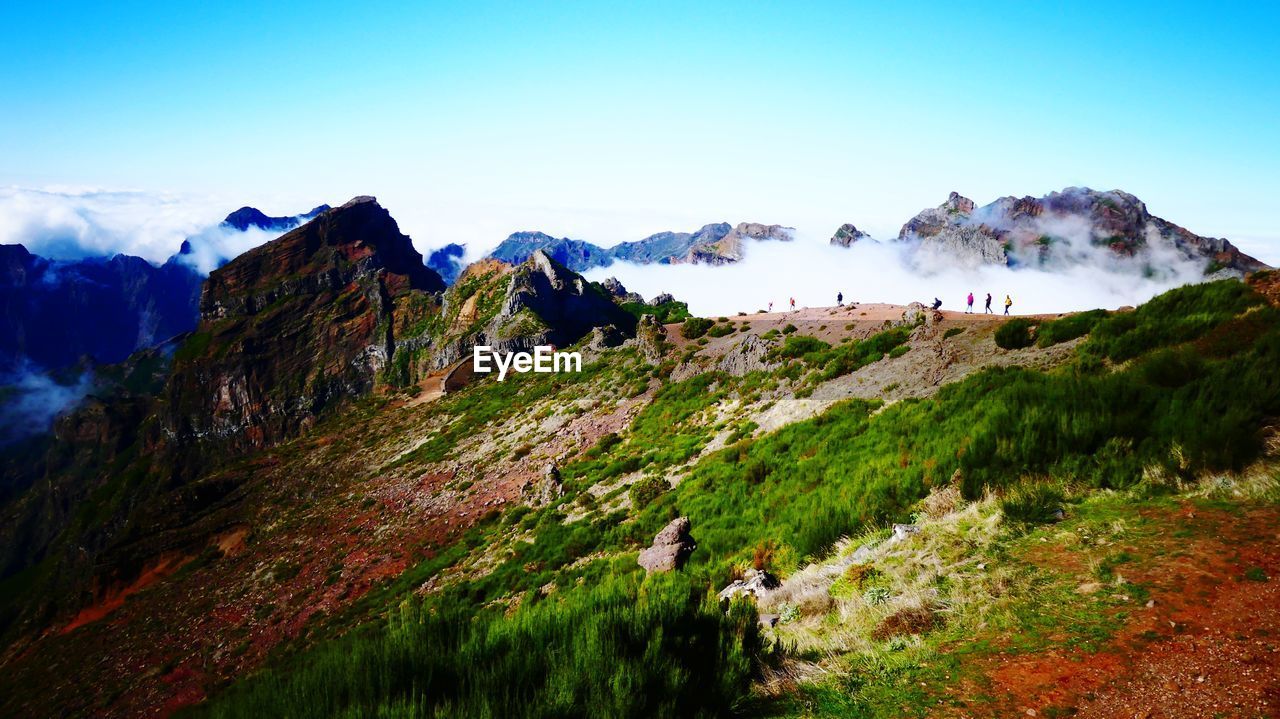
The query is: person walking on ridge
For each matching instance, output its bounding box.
[837,291,843,306]
[932,297,942,310]
[790,297,796,311]
[966,292,974,314]
[984,293,992,314]
[1004,294,1013,315]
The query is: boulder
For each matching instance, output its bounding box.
[637,517,697,572]
[522,463,564,507]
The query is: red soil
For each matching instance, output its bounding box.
[956,505,1280,718]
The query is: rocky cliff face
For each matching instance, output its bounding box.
[162,196,445,456]
[893,187,1267,274]
[427,251,637,370]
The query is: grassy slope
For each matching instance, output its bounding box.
[183,279,1280,717]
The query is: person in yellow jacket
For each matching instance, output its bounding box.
[1003,294,1013,315]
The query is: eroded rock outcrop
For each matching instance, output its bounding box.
[164,196,445,456]
[637,516,697,572]
[895,187,1268,276]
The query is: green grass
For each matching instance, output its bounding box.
[195,574,762,719]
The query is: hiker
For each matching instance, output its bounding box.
[1004,294,1013,315]
[790,297,796,311]
[768,301,773,312]
[837,291,843,306]
[966,292,974,314]
[984,293,992,314]
[932,297,942,310]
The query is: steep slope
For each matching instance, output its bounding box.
[893,187,1267,274]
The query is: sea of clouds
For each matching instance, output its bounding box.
[0,187,301,274]
[584,228,1211,317]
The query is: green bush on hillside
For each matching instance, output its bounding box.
[994,318,1036,349]
[1035,309,1109,347]
[680,317,713,339]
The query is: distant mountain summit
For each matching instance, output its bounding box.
[487,221,793,271]
[426,243,467,285]
[833,187,1267,276]
[221,204,330,232]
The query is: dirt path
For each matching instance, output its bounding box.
[958,505,1280,718]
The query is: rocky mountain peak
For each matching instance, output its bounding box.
[830,223,871,247]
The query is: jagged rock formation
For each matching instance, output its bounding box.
[163,196,445,456]
[829,223,871,247]
[683,222,794,265]
[893,188,1267,275]
[600,277,645,304]
[637,516,697,572]
[426,251,638,371]
[426,243,467,285]
[486,221,790,270]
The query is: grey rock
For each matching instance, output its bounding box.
[717,568,781,602]
[637,516,697,572]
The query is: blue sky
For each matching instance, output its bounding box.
[2,1,1278,260]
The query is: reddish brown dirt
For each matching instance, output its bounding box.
[956,505,1280,718]
[59,552,194,635]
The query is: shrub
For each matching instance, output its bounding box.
[942,327,965,340]
[1000,483,1065,525]
[772,335,830,360]
[871,605,943,640]
[782,324,798,334]
[629,477,670,509]
[680,317,713,339]
[707,323,736,338]
[994,318,1036,349]
[1035,309,1109,347]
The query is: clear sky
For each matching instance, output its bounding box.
[2,1,1278,261]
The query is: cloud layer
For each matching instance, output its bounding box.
[0,187,236,264]
[585,232,1209,318]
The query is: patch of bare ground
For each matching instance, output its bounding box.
[953,504,1280,718]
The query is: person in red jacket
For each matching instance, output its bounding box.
[966,292,974,313]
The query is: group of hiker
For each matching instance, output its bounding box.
[773,292,1014,315]
[939,293,1013,314]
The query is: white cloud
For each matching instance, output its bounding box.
[0,187,231,264]
[585,232,1209,318]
